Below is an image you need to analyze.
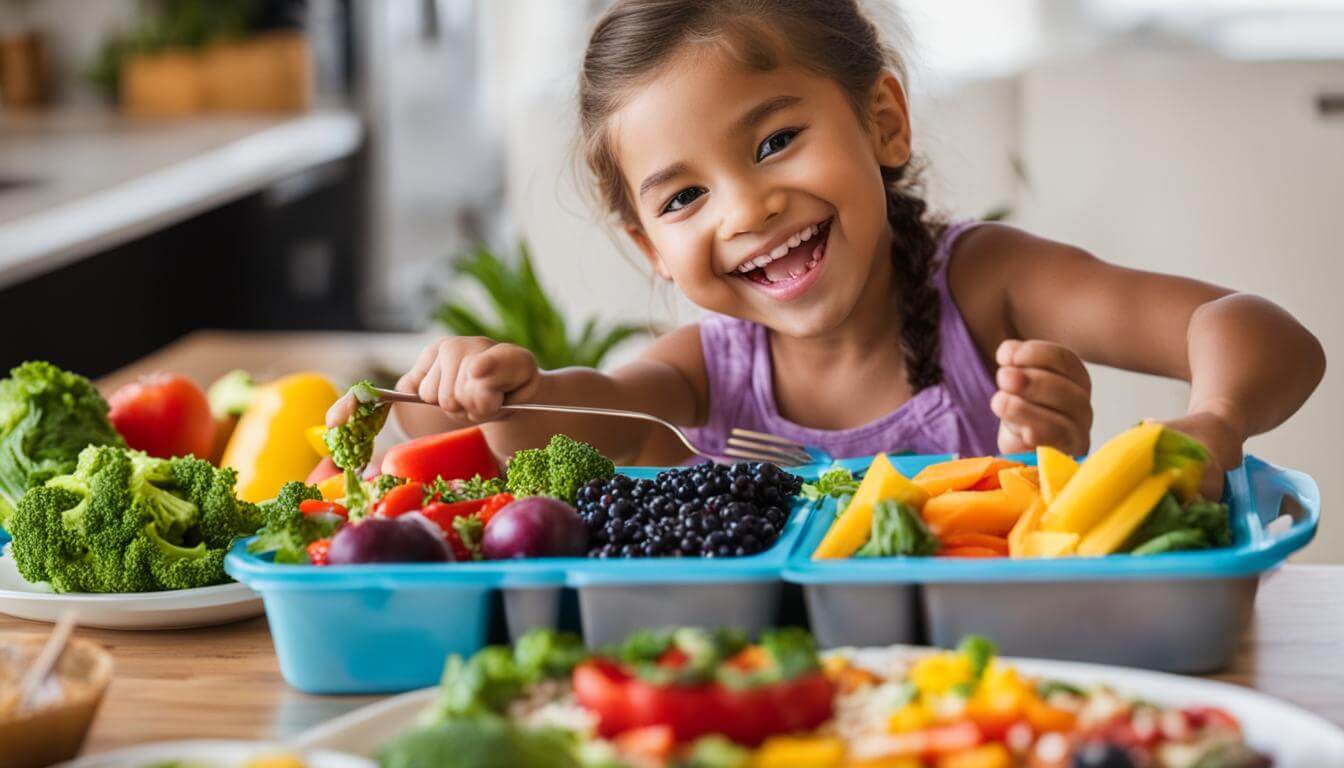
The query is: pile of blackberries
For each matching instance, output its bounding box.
[575,462,803,559]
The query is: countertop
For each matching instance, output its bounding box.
[0,108,363,289]
[0,565,1339,755]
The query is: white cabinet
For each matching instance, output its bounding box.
[1017,54,1344,562]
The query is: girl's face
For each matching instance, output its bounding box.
[612,47,911,338]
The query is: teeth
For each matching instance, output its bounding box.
[734,221,827,274]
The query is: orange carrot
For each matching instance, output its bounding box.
[922,490,1025,537]
[915,457,1024,496]
[939,532,1010,554]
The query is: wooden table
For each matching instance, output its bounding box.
[0,565,1340,754]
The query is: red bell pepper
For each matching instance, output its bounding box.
[299,499,348,519]
[381,427,499,484]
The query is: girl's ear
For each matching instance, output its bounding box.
[626,225,673,280]
[867,70,912,167]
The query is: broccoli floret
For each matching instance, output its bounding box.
[504,435,613,504]
[0,361,125,528]
[248,481,341,564]
[323,381,391,519]
[6,445,261,593]
[323,380,389,472]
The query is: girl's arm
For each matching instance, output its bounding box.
[952,224,1326,476]
[364,324,709,466]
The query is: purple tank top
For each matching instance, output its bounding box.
[683,221,999,460]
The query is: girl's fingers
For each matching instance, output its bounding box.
[325,393,357,427]
[991,391,1089,455]
[401,341,442,394]
[996,339,1091,392]
[996,365,1093,433]
[997,420,1031,454]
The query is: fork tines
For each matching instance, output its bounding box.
[725,428,812,467]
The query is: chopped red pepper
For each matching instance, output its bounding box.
[306,538,331,566]
[299,499,348,519]
[373,482,425,518]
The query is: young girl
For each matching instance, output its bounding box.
[336,0,1324,496]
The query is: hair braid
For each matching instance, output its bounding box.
[883,165,944,391]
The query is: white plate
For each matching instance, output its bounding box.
[0,543,263,630]
[60,739,376,768]
[293,649,1344,767]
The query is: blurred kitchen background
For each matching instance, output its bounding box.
[0,0,1339,559]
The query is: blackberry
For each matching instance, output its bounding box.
[573,463,802,559]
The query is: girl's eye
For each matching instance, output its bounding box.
[662,187,705,215]
[756,129,800,162]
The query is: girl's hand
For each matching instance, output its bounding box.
[990,339,1093,456]
[325,337,541,428]
[1159,408,1245,500]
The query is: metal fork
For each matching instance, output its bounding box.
[368,387,815,467]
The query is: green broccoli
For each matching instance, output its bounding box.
[505,434,614,504]
[323,380,391,518]
[248,481,341,564]
[6,445,262,592]
[0,361,125,528]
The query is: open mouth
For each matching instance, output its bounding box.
[730,218,831,298]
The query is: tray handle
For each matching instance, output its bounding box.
[1245,455,1320,556]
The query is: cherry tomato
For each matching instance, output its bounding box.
[306,538,331,566]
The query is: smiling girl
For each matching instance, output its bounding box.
[336,0,1324,494]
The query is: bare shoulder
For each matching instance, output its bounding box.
[946,223,1098,355]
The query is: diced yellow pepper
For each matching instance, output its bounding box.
[1035,446,1078,505]
[751,737,846,768]
[888,702,934,733]
[221,372,339,502]
[1021,531,1079,558]
[1076,470,1179,556]
[910,653,972,696]
[814,453,928,559]
[1041,422,1163,534]
[936,744,1011,768]
[1007,498,1045,558]
[317,472,346,502]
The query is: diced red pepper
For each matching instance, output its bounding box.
[299,499,348,519]
[380,427,499,484]
[477,492,514,525]
[307,538,331,566]
[373,481,426,518]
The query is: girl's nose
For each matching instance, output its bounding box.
[717,184,787,241]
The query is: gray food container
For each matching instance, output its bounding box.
[784,455,1318,673]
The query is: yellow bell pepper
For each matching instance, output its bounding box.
[1007,498,1045,558]
[1021,531,1079,558]
[1076,470,1179,556]
[1041,422,1163,534]
[221,372,339,502]
[305,425,331,458]
[910,652,972,697]
[844,759,923,768]
[888,702,934,733]
[751,737,846,768]
[814,453,928,559]
[1035,446,1078,504]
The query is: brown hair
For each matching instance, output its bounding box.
[580,0,944,390]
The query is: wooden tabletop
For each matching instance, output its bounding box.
[0,565,1339,756]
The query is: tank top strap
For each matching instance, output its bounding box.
[931,220,1001,454]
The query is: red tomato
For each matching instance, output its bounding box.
[299,499,348,519]
[1183,707,1241,734]
[373,482,426,518]
[306,457,341,485]
[572,659,835,746]
[420,498,489,529]
[380,427,499,484]
[108,373,216,460]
